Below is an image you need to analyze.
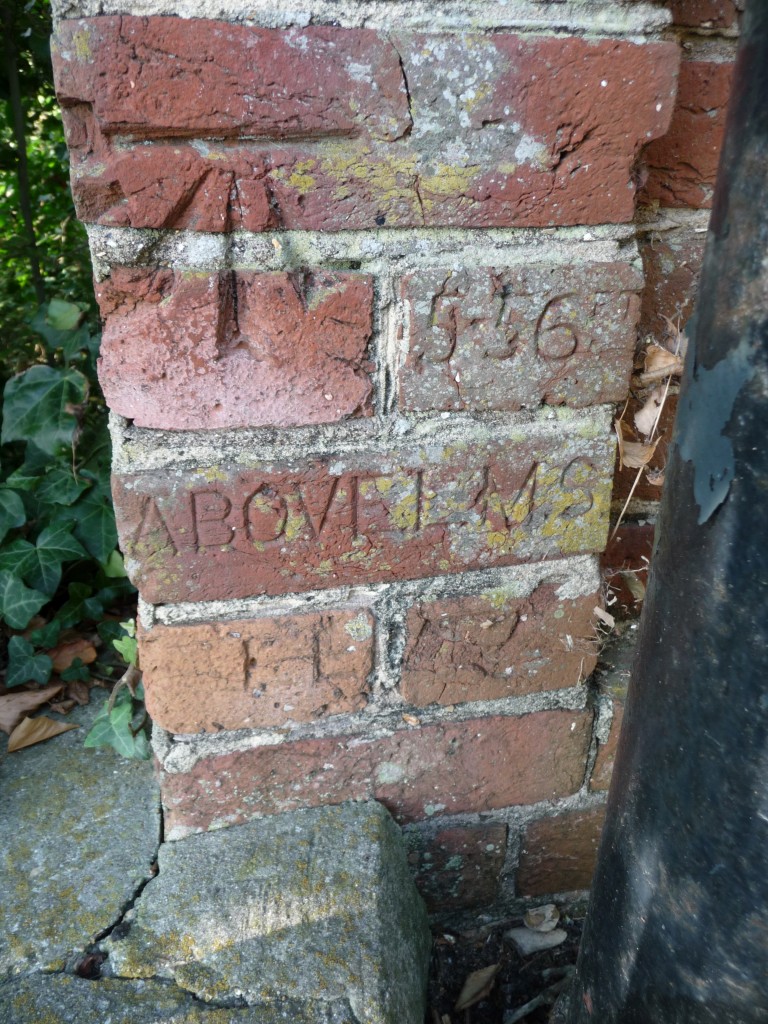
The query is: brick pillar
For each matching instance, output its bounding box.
[52,0,690,921]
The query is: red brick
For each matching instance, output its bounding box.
[591,700,625,792]
[669,1,741,30]
[517,807,606,896]
[54,19,678,230]
[96,268,373,429]
[139,608,374,734]
[399,263,642,413]
[53,18,410,143]
[401,583,599,707]
[601,522,654,617]
[639,59,734,209]
[114,432,613,603]
[161,709,593,833]
[638,228,705,341]
[406,823,508,913]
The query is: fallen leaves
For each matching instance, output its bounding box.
[48,637,97,672]
[454,964,501,1012]
[615,419,660,470]
[0,683,63,735]
[610,322,686,543]
[7,715,78,752]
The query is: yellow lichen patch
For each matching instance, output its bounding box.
[276,158,318,193]
[72,29,92,61]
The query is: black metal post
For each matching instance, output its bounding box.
[566,4,768,1022]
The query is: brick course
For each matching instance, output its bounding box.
[53,18,678,231]
[399,263,642,412]
[96,268,374,429]
[139,608,375,734]
[406,823,508,913]
[115,430,613,603]
[161,709,593,834]
[639,58,734,209]
[401,582,599,707]
[517,807,606,896]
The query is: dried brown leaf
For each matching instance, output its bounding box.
[622,573,646,603]
[454,964,500,1012]
[615,419,660,470]
[636,343,684,386]
[594,606,616,629]
[50,699,77,715]
[66,679,91,705]
[646,467,666,487]
[7,715,78,753]
[634,386,666,439]
[48,638,98,673]
[0,684,64,735]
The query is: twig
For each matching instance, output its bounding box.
[610,357,676,544]
[106,663,141,713]
[504,992,549,1023]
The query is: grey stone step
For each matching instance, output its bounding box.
[103,802,430,1024]
[0,701,161,979]
[0,973,359,1022]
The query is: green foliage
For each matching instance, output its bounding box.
[1,1,145,760]
[0,302,134,642]
[84,621,150,760]
[1,0,94,377]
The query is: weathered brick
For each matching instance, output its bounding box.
[591,699,625,792]
[517,807,606,896]
[639,59,734,209]
[114,429,613,602]
[406,823,508,913]
[53,18,410,142]
[401,582,599,707]
[139,608,375,734]
[53,18,678,231]
[399,263,643,413]
[161,709,593,834]
[669,1,741,30]
[96,268,374,429]
[638,227,706,342]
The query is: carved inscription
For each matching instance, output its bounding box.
[114,433,613,602]
[399,263,643,412]
[139,610,374,733]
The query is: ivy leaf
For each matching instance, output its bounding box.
[56,582,104,628]
[0,571,49,630]
[0,539,58,595]
[102,549,127,578]
[6,636,53,688]
[36,522,87,563]
[113,635,138,667]
[27,621,61,648]
[84,692,149,759]
[0,489,25,544]
[36,466,90,506]
[61,657,90,682]
[44,298,84,332]
[0,525,86,596]
[71,488,117,561]
[131,730,151,759]
[2,466,41,491]
[2,365,88,456]
[29,300,89,361]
